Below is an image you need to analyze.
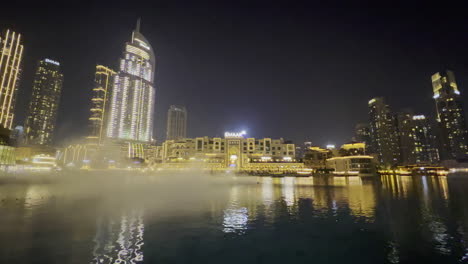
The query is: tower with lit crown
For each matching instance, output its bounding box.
[432,70,468,159]
[0,29,24,130]
[107,20,155,142]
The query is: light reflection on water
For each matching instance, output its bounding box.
[0,173,467,263]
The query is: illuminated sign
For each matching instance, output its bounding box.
[224,130,246,138]
[368,98,376,105]
[412,115,425,120]
[44,58,59,66]
[326,144,335,149]
[134,38,150,50]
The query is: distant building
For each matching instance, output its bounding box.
[87,65,116,146]
[339,142,366,156]
[432,70,468,160]
[10,125,25,146]
[107,21,155,142]
[166,105,187,140]
[25,59,63,146]
[303,146,332,169]
[326,155,375,175]
[354,123,372,152]
[0,29,24,130]
[368,97,400,167]
[396,110,414,165]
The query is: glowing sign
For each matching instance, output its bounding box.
[412,115,426,120]
[224,130,246,138]
[326,144,335,149]
[134,38,150,50]
[44,58,59,66]
[455,90,460,95]
[368,98,376,105]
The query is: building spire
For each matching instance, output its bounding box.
[136,18,141,32]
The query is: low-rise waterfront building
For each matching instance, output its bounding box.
[157,133,300,172]
[326,155,376,176]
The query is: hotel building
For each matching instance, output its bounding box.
[0,29,24,129]
[158,132,300,171]
[107,22,155,143]
[24,59,63,146]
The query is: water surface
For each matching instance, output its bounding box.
[1,173,467,264]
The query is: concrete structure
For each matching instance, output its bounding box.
[24,59,63,146]
[107,21,155,142]
[0,29,24,129]
[87,65,116,145]
[432,70,468,160]
[166,105,187,140]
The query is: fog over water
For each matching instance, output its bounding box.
[0,172,468,264]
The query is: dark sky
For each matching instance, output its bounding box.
[3,2,468,147]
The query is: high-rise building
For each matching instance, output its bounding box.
[432,70,468,159]
[410,115,439,164]
[398,112,439,164]
[166,105,187,140]
[24,59,63,146]
[354,123,372,150]
[107,21,155,142]
[368,97,400,167]
[0,29,24,129]
[396,110,414,165]
[87,65,116,145]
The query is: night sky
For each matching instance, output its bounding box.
[2,2,468,147]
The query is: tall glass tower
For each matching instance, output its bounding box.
[107,21,155,142]
[0,29,24,130]
[166,105,187,140]
[25,59,64,146]
[432,70,468,159]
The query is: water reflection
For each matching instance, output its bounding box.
[91,210,144,264]
[1,174,468,263]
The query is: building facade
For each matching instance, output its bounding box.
[158,134,298,171]
[25,59,63,146]
[87,65,116,145]
[368,97,400,167]
[166,105,187,140]
[0,29,24,129]
[432,70,468,160]
[107,23,155,142]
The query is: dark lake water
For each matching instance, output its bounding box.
[1,173,468,264]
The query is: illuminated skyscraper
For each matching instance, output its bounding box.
[87,65,116,145]
[107,21,155,142]
[432,70,468,159]
[0,29,24,129]
[25,59,63,146]
[398,112,439,164]
[166,105,187,140]
[368,97,400,166]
